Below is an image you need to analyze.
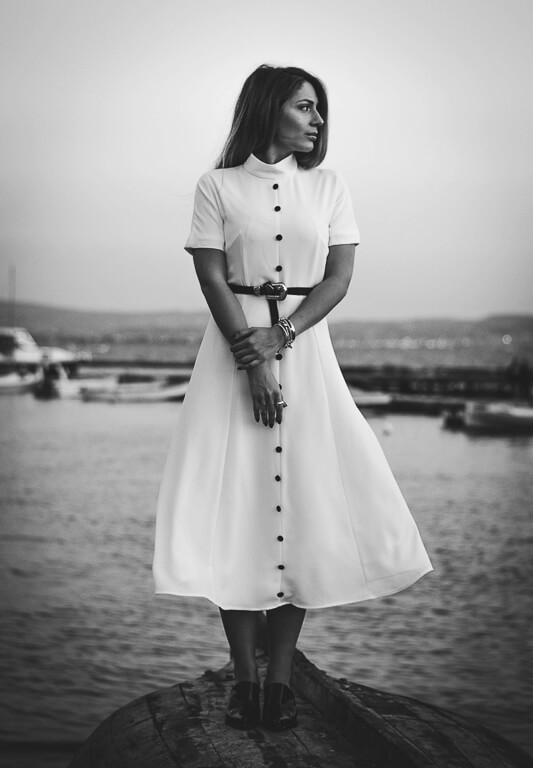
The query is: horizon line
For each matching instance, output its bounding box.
[0,298,532,324]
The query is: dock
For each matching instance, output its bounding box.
[74,359,527,401]
[68,642,531,768]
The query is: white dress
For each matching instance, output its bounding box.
[153,153,433,611]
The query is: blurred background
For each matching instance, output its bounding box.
[0,0,532,766]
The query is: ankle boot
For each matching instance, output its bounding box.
[262,682,298,730]
[224,681,260,729]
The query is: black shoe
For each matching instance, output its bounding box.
[224,681,261,730]
[262,682,298,730]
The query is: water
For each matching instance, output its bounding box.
[0,395,532,767]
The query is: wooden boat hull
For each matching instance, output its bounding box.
[69,640,531,768]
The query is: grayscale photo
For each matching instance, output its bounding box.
[0,1,532,767]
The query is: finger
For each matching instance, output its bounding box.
[230,339,254,353]
[268,398,277,428]
[232,347,262,363]
[231,328,254,341]
[275,400,285,424]
[253,399,260,423]
[233,349,256,362]
[234,353,265,365]
[258,398,268,426]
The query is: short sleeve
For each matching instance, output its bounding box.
[328,173,360,247]
[184,172,225,254]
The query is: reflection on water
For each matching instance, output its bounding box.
[0,395,532,766]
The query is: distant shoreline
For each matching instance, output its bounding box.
[1,300,532,370]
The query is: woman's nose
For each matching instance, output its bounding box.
[312,110,324,126]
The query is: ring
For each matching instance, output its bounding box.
[276,400,288,408]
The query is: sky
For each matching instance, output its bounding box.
[0,0,532,320]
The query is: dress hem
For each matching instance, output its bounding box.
[153,565,434,611]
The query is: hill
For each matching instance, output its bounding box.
[0,301,209,340]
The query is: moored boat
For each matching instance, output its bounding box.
[350,386,392,409]
[0,370,42,394]
[34,368,117,400]
[463,400,533,434]
[81,379,188,403]
[0,326,88,368]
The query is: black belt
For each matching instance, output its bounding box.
[228,281,312,324]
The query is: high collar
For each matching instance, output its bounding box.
[243,153,298,179]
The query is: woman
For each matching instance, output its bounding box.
[153,64,433,731]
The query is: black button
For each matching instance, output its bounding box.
[277,535,284,541]
[276,446,282,453]
[276,505,282,512]
[279,384,282,389]
[276,234,283,241]
[275,353,283,360]
[273,183,279,190]
[277,591,284,597]
[275,475,281,481]
[278,564,285,570]
[274,205,281,211]
[275,265,283,272]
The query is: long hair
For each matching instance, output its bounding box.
[216,65,328,170]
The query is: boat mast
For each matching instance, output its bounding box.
[8,264,16,326]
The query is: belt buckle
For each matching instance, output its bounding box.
[264,281,287,301]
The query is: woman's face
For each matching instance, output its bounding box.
[273,81,324,155]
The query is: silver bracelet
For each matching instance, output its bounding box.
[275,317,296,349]
[274,320,291,349]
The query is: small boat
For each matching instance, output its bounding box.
[81,379,188,403]
[0,326,88,367]
[350,387,392,409]
[463,401,533,434]
[0,370,42,394]
[33,366,116,400]
[0,327,90,396]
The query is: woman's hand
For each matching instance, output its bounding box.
[230,326,284,369]
[246,363,286,427]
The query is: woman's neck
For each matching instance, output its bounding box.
[254,146,293,165]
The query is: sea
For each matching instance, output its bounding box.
[0,389,532,767]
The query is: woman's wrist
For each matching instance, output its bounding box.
[272,324,285,348]
[246,360,268,376]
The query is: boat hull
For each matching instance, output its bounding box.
[81,381,188,403]
[464,401,533,434]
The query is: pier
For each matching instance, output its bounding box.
[66,359,530,415]
[74,359,523,399]
[69,636,531,768]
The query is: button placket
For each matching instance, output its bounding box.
[271,178,285,601]
[275,402,285,599]
[273,183,283,282]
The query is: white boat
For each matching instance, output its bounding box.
[34,367,116,399]
[463,401,533,434]
[81,379,188,403]
[0,370,42,394]
[350,387,392,409]
[0,326,87,366]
